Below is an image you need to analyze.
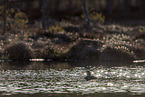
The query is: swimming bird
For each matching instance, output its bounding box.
[84,71,97,81]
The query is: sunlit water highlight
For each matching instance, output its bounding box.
[0,63,145,96]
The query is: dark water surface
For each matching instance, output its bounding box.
[0,61,145,97]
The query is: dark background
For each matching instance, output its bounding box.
[1,0,145,24]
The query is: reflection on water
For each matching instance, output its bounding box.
[0,62,145,96]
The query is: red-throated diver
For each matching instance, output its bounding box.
[84,71,97,81]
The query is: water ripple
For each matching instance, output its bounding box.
[0,66,145,95]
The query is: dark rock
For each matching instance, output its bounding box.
[0,35,8,40]
[66,40,101,61]
[99,47,135,61]
[51,34,72,44]
[134,49,145,59]
[133,33,145,40]
[0,51,2,59]
[63,26,79,32]
[4,42,34,61]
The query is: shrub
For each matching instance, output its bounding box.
[90,12,105,24]
[0,6,28,33]
[49,25,64,33]
[81,12,105,24]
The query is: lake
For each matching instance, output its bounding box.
[0,61,145,97]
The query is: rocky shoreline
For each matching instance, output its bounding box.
[1,24,145,63]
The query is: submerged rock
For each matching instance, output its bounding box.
[4,42,34,61]
[99,47,135,61]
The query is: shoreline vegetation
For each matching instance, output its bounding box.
[1,19,145,63]
[1,0,145,64]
